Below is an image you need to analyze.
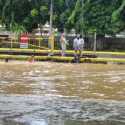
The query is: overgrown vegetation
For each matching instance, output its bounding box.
[0,0,125,36]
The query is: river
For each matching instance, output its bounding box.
[0,61,125,125]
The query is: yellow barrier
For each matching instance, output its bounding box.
[48,33,55,53]
[28,43,49,50]
[2,35,55,51]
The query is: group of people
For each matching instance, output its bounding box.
[60,33,84,57]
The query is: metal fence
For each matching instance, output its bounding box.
[55,36,125,51]
[0,35,125,51]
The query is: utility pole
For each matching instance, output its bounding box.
[50,0,53,35]
[48,0,54,55]
[82,0,84,37]
[93,31,97,52]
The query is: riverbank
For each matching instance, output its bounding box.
[0,48,125,64]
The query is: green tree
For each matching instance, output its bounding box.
[1,0,125,36]
[68,0,125,36]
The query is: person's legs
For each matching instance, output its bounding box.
[74,49,77,56]
[78,45,81,57]
[61,43,66,56]
[80,45,84,57]
[74,46,79,57]
[62,49,65,56]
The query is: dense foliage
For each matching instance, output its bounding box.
[0,0,125,35]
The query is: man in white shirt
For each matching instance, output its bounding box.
[73,35,81,56]
[79,35,84,57]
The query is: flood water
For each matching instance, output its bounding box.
[0,61,125,125]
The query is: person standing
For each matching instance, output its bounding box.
[60,33,68,56]
[79,35,85,57]
[73,35,80,56]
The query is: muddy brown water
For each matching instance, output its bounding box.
[0,61,125,125]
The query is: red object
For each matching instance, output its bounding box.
[20,34,29,43]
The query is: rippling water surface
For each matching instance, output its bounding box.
[0,61,125,125]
